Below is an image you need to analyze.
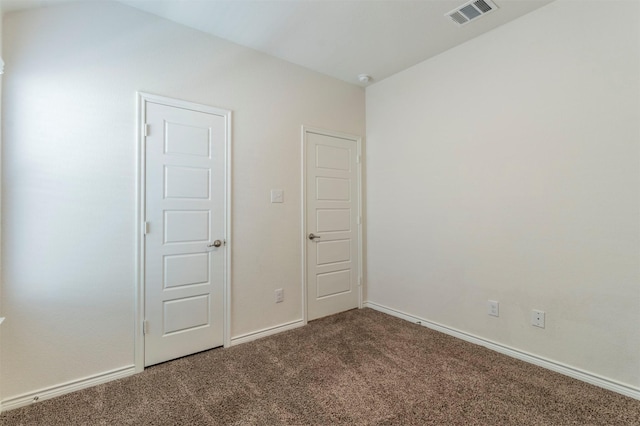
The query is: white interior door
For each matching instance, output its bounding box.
[305,129,361,321]
[144,100,227,366]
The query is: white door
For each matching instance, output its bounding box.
[305,129,361,321]
[144,100,227,366]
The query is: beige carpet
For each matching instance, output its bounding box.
[2,308,639,425]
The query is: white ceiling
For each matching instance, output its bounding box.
[2,0,554,86]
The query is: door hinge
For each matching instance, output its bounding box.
[143,320,149,335]
[144,124,150,137]
[356,154,361,164]
[144,221,150,235]
[359,277,363,287]
[357,216,362,225]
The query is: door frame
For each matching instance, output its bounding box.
[135,92,232,372]
[301,126,363,324]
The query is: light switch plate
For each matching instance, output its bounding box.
[271,189,284,203]
[488,300,499,317]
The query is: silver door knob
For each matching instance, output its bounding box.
[208,240,223,248]
[308,233,321,241]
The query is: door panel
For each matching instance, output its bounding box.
[163,295,210,334]
[306,130,360,321]
[164,166,210,199]
[165,122,211,156]
[317,209,351,232]
[317,270,351,298]
[163,253,209,288]
[145,101,226,367]
[317,240,351,265]
[316,177,350,200]
[163,211,210,243]
[316,145,350,170]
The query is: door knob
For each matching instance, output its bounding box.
[208,240,223,248]
[308,233,321,241]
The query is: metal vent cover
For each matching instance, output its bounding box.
[446,0,498,26]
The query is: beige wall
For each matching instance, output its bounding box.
[366,0,640,389]
[0,1,364,401]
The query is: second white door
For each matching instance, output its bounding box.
[305,129,361,321]
[144,99,228,366]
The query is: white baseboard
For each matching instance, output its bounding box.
[230,319,305,346]
[364,301,640,401]
[0,365,136,413]
[4,306,636,413]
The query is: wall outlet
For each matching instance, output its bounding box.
[531,309,545,328]
[487,300,499,317]
[275,288,284,303]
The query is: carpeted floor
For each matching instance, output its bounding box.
[2,308,639,425]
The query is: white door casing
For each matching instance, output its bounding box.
[303,127,362,321]
[136,93,231,369]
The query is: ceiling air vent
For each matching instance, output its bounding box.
[446,0,498,26]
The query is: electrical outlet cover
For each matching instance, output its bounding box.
[532,309,545,328]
